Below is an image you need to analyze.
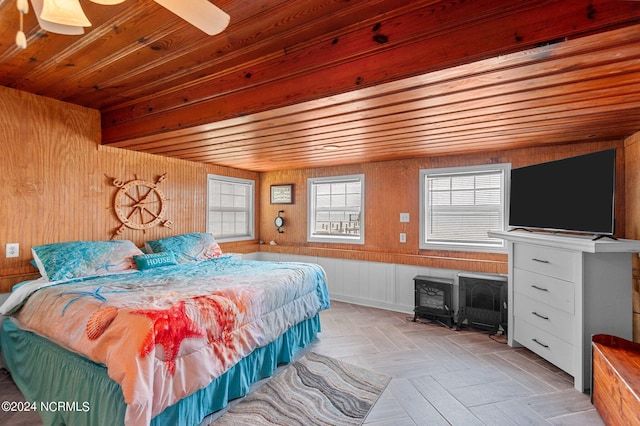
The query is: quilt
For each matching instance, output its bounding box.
[1,257,330,426]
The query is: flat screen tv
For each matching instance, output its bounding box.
[509,149,616,236]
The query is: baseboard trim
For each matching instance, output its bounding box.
[330,294,413,315]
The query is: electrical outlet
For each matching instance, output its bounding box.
[400,233,406,243]
[400,213,410,223]
[6,243,19,258]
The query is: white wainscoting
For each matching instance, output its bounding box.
[253,251,469,315]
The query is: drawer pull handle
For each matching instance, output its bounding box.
[531,285,549,292]
[532,338,549,348]
[532,311,549,320]
[531,258,550,264]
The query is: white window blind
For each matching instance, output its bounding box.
[308,174,364,244]
[420,164,509,251]
[207,175,254,241]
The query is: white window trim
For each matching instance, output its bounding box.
[307,174,365,244]
[419,163,510,253]
[206,174,255,242]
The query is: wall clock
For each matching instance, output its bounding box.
[274,210,285,233]
[111,173,173,238]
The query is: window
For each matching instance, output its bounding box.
[207,175,254,242]
[420,163,510,252]
[308,174,364,244]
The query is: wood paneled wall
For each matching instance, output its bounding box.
[259,140,626,274]
[0,86,259,292]
[624,131,640,341]
[0,85,630,295]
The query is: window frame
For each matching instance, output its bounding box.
[307,174,365,244]
[419,163,510,253]
[206,174,255,242]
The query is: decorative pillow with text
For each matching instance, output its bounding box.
[133,252,177,270]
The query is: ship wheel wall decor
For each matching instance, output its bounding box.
[111,173,173,238]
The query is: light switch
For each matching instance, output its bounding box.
[400,213,410,223]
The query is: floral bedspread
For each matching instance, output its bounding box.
[3,258,330,425]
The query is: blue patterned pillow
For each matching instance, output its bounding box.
[133,252,177,270]
[145,232,223,263]
[32,240,143,282]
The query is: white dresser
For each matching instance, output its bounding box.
[489,230,640,392]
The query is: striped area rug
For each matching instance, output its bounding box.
[214,351,390,425]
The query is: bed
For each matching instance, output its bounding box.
[0,233,330,426]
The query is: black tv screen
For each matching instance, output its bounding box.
[509,149,616,236]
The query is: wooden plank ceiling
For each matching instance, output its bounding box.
[2,0,640,172]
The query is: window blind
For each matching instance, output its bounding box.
[425,168,505,248]
[207,175,254,240]
[308,175,364,243]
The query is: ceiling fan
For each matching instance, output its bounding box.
[15,0,230,48]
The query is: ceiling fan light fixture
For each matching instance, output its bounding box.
[89,0,125,4]
[40,0,91,27]
[30,0,86,34]
[20,0,228,50]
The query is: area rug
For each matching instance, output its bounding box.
[214,351,390,425]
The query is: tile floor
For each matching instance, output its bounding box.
[1,301,604,425]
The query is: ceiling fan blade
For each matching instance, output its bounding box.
[153,0,230,36]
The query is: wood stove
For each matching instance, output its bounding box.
[457,272,507,335]
[413,275,454,327]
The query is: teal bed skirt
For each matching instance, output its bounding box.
[0,314,320,426]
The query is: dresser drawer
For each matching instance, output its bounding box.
[514,268,575,314]
[514,293,574,344]
[514,317,574,376]
[513,243,576,282]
